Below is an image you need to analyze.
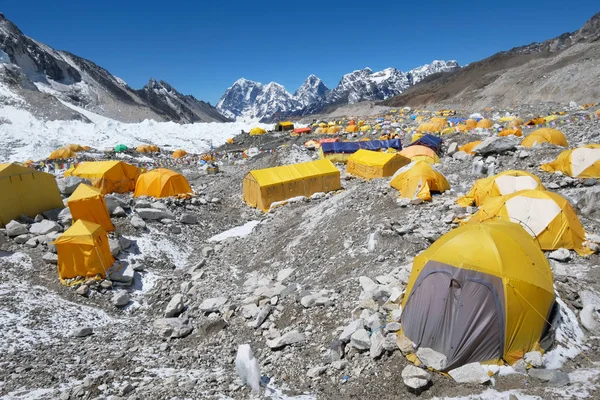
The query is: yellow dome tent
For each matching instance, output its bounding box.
[509,118,524,127]
[134,168,193,198]
[465,119,478,129]
[327,126,342,134]
[468,189,588,253]
[345,125,359,133]
[499,128,523,137]
[65,144,87,152]
[48,148,76,160]
[243,159,341,212]
[136,144,159,153]
[521,128,568,148]
[541,144,600,178]
[0,163,63,226]
[172,149,188,159]
[67,184,114,232]
[524,117,546,126]
[389,161,450,201]
[65,161,141,194]
[457,170,545,207]
[53,220,115,280]
[360,125,372,132]
[459,141,482,155]
[418,117,446,133]
[401,220,555,369]
[249,127,267,136]
[346,149,410,180]
[476,118,493,129]
[399,145,440,164]
[358,120,365,126]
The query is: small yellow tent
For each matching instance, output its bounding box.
[134,168,193,198]
[389,161,450,201]
[249,127,267,135]
[243,159,341,211]
[418,118,446,133]
[136,144,160,153]
[401,220,554,369]
[327,126,342,134]
[345,125,359,133]
[499,128,523,137]
[459,141,482,155]
[476,118,493,129]
[64,161,141,194]
[399,145,440,164]
[521,128,568,148]
[524,117,546,126]
[541,144,600,178]
[172,149,188,159]
[0,163,63,226]
[65,144,88,152]
[457,170,545,207]
[53,220,115,280]
[508,118,524,127]
[360,125,372,132]
[346,149,410,180]
[274,121,295,132]
[469,189,587,253]
[67,184,114,232]
[48,148,76,160]
[465,119,478,129]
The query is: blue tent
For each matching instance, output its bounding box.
[407,134,443,154]
[448,117,466,124]
[321,139,402,155]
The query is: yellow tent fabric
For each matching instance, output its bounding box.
[328,121,336,126]
[346,149,410,180]
[249,127,267,135]
[541,144,600,178]
[469,189,587,252]
[243,159,341,211]
[360,125,372,132]
[454,124,469,132]
[65,161,141,194]
[345,125,359,133]
[136,144,159,153]
[459,141,482,155]
[399,145,440,164]
[418,118,446,133]
[65,144,87,152]
[499,128,523,137]
[521,128,568,148]
[358,120,365,126]
[465,119,478,129]
[390,161,450,201]
[457,170,545,207]
[134,168,193,198]
[402,220,555,367]
[509,118,525,127]
[172,149,188,159]
[327,126,342,134]
[315,127,327,134]
[0,163,63,226]
[476,118,493,129]
[525,117,546,126]
[53,220,115,280]
[48,148,76,160]
[67,184,114,232]
[543,115,559,122]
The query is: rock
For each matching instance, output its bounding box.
[349,329,371,351]
[210,198,220,204]
[548,248,570,262]
[76,285,89,297]
[42,208,63,221]
[416,347,448,370]
[331,360,348,371]
[57,176,87,195]
[366,313,383,331]
[42,252,58,264]
[29,220,61,235]
[109,265,134,285]
[199,296,228,313]
[452,151,470,161]
[443,213,455,224]
[151,201,168,210]
[300,294,317,308]
[385,322,401,332]
[179,213,198,224]
[6,220,28,237]
[169,224,182,234]
[518,150,530,159]
[524,351,544,368]
[512,359,528,374]
[105,195,128,214]
[136,208,174,221]
[112,206,127,217]
[383,333,398,352]
[34,214,44,223]
[118,236,131,250]
[72,327,93,338]
[266,330,306,349]
[577,187,600,220]
[100,280,112,289]
[241,303,260,319]
[447,142,458,155]
[448,363,490,384]
[135,200,152,209]
[580,304,600,334]
[277,267,295,282]
[473,136,518,155]
[339,319,364,343]
[112,291,130,307]
[58,208,72,226]
[370,331,385,359]
[396,333,415,355]
[24,237,38,248]
[201,246,214,258]
[401,365,431,390]
[109,239,121,258]
[130,215,146,229]
[391,308,403,322]
[153,318,193,339]
[359,276,378,293]
[528,369,570,386]
[307,366,327,378]
[165,294,185,317]
[252,304,272,328]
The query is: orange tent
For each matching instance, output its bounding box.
[459,141,482,155]
[172,149,188,159]
[499,128,523,137]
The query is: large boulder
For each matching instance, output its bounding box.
[105,195,129,215]
[199,296,228,313]
[153,318,193,339]
[29,220,61,235]
[58,208,72,226]
[339,319,364,343]
[165,294,185,318]
[473,136,518,155]
[266,330,306,349]
[179,213,198,225]
[416,347,448,370]
[42,208,64,221]
[57,177,88,195]
[136,209,175,221]
[6,220,28,237]
[448,362,490,384]
[576,187,600,221]
[401,365,431,390]
[109,264,134,285]
[130,215,146,229]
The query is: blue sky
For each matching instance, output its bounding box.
[2,1,598,104]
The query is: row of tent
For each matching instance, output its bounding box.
[47,143,191,161]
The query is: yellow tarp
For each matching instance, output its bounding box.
[509,118,524,127]
[53,220,115,280]
[64,160,141,194]
[399,145,440,164]
[521,128,568,148]
[134,168,193,198]
[541,144,600,178]
[402,220,555,366]
[457,170,544,207]
[0,163,63,226]
[418,117,447,133]
[327,126,342,134]
[250,127,267,135]
[243,159,341,211]
[390,161,450,201]
[67,184,114,232]
[360,125,372,132]
[469,189,588,253]
[346,149,410,180]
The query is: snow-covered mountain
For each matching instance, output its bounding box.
[0,13,228,123]
[217,61,459,122]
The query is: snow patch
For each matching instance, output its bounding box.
[208,221,261,242]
